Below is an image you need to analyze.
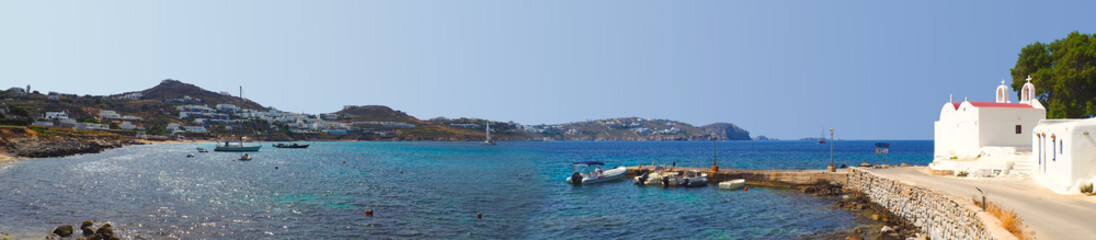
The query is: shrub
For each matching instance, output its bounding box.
[1082,183,1094,194]
[957,171,969,177]
[973,198,1027,240]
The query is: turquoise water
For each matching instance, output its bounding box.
[0,140,932,239]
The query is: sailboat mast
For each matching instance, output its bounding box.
[238,86,243,144]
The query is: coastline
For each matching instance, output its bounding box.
[0,151,20,164]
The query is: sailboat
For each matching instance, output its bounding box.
[818,130,827,144]
[481,121,496,145]
[215,86,262,152]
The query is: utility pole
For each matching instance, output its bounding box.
[828,128,835,172]
[711,137,718,172]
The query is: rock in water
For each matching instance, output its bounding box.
[94,223,114,239]
[881,225,895,233]
[53,225,74,237]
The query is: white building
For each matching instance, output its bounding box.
[931,78,1046,176]
[216,104,240,113]
[118,92,143,100]
[99,110,121,119]
[183,126,209,133]
[45,111,69,120]
[1031,118,1096,193]
[119,121,137,130]
[934,79,1045,159]
[75,122,110,130]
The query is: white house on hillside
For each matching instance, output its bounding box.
[934,79,1045,159]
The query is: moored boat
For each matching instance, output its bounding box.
[273,143,310,149]
[634,165,673,185]
[238,154,252,161]
[566,161,626,185]
[719,179,746,190]
[215,142,261,152]
[680,170,708,187]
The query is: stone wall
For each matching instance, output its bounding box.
[847,168,1017,240]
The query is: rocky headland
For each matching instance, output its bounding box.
[0,127,141,159]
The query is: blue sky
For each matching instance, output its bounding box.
[2,1,1095,140]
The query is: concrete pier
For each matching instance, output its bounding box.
[624,166,847,186]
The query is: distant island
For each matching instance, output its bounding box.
[0,79,756,155]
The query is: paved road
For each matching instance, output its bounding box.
[871,167,1096,240]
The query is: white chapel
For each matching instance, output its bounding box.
[931,77,1045,173]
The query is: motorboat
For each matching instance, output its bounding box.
[719,179,746,190]
[634,165,673,185]
[680,170,708,187]
[197,147,208,153]
[238,154,252,161]
[186,154,195,158]
[273,143,310,149]
[659,170,708,187]
[566,161,626,185]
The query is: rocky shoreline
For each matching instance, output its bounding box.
[46,220,120,240]
[1,136,141,158]
[797,181,926,240]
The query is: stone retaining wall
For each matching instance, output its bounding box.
[847,168,1017,240]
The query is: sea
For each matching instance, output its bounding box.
[0,140,932,239]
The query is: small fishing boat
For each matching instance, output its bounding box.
[818,130,827,144]
[567,161,626,185]
[273,143,310,149]
[719,179,746,190]
[238,154,252,161]
[186,154,195,158]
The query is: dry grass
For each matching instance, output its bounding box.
[973,197,1027,240]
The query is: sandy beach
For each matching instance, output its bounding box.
[0,150,21,164]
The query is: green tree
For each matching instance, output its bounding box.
[1011,31,1096,118]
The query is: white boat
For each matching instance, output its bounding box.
[567,161,626,185]
[680,170,709,187]
[634,166,675,185]
[238,154,252,161]
[719,179,746,190]
[658,170,708,187]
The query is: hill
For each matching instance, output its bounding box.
[700,123,752,140]
[1,80,758,142]
[137,79,265,110]
[515,117,751,141]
